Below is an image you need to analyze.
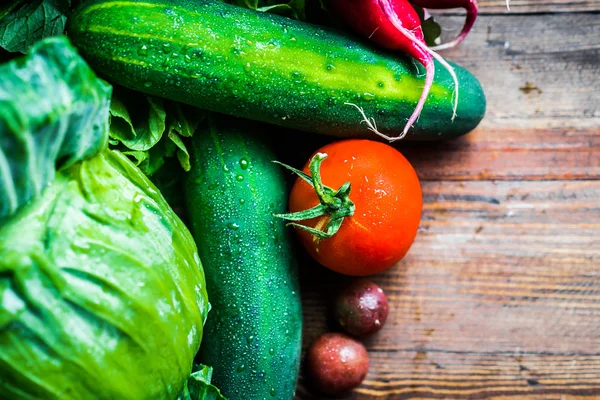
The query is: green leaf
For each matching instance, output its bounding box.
[414,6,442,47]
[108,88,205,176]
[178,364,228,400]
[0,36,111,222]
[221,0,306,20]
[109,88,166,151]
[0,0,71,53]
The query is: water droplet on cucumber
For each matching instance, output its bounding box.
[363,92,376,101]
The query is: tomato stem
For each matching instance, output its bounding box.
[274,153,355,240]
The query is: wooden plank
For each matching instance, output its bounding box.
[438,0,600,14]
[435,14,600,131]
[392,13,600,181]
[280,126,600,181]
[400,128,600,181]
[296,180,600,399]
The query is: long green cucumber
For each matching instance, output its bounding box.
[68,0,486,141]
[183,117,302,399]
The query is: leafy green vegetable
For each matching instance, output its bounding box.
[0,36,111,222]
[0,0,71,53]
[179,364,228,400]
[224,0,306,20]
[109,88,166,151]
[0,149,210,399]
[108,88,204,176]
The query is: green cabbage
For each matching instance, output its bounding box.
[0,149,209,400]
[0,36,111,222]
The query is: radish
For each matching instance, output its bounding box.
[329,0,458,141]
[409,0,478,50]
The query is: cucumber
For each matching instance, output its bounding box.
[68,0,486,141]
[183,117,302,399]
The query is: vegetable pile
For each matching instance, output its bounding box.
[0,0,488,398]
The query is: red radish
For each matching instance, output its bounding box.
[329,0,458,141]
[409,0,478,50]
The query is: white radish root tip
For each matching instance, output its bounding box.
[506,0,510,10]
[345,103,405,142]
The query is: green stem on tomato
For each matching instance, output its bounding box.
[274,153,355,240]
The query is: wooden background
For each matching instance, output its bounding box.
[295,0,600,398]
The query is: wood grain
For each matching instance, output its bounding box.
[400,128,600,181]
[439,0,600,14]
[433,13,600,131]
[403,13,600,181]
[296,181,600,399]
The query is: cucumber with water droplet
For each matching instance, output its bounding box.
[183,117,302,399]
[67,0,486,141]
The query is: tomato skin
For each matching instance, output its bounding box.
[289,139,422,276]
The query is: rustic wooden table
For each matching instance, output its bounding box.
[295,1,600,398]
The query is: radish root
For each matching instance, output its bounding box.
[344,0,461,142]
[380,0,459,128]
[430,0,478,51]
[345,102,408,142]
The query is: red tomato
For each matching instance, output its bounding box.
[288,139,422,276]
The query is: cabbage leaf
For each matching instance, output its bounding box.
[179,364,228,400]
[0,150,209,399]
[0,36,111,222]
